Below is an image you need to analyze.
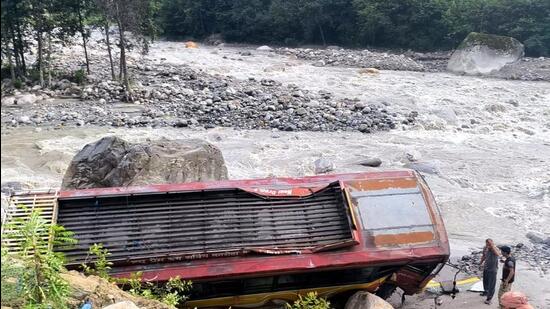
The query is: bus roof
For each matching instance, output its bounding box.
[55,170,449,282]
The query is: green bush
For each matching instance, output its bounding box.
[82,243,113,279]
[117,272,193,308]
[2,207,77,308]
[73,69,86,85]
[13,79,23,89]
[286,292,331,309]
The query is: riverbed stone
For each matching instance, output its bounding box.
[314,157,335,174]
[358,157,382,167]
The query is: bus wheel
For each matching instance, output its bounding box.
[375,283,397,299]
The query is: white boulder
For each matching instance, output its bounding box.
[447,32,524,75]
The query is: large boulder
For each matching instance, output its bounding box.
[61,136,228,189]
[345,291,393,309]
[447,32,524,75]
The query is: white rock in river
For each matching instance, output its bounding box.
[256,45,273,51]
[447,32,524,75]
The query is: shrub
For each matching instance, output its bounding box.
[13,79,23,89]
[73,69,86,85]
[286,292,331,309]
[82,243,113,279]
[117,272,193,308]
[2,207,77,308]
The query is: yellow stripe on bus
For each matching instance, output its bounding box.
[184,276,388,308]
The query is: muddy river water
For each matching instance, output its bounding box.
[1,42,549,307]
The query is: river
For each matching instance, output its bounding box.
[1,42,549,307]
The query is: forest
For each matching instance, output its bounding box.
[1,0,549,93]
[160,0,550,56]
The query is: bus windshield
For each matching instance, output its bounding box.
[351,187,436,247]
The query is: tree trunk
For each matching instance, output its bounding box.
[37,31,44,87]
[11,33,21,77]
[118,52,123,81]
[78,5,91,74]
[104,23,116,80]
[318,22,326,47]
[7,42,16,81]
[115,3,132,102]
[47,32,52,86]
[16,21,26,74]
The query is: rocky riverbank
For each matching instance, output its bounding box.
[275,47,550,81]
[1,37,417,133]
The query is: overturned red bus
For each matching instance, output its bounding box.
[55,170,449,308]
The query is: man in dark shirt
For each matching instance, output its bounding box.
[480,238,501,304]
[498,246,516,309]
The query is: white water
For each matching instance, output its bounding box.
[2,42,549,306]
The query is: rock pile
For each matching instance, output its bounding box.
[1,58,408,132]
[276,47,429,71]
[275,46,550,81]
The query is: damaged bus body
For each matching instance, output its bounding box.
[55,170,449,307]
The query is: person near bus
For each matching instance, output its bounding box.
[480,238,501,304]
[498,246,516,309]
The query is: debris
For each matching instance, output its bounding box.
[358,68,380,74]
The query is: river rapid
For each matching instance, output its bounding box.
[1,42,549,307]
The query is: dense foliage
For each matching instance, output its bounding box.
[1,0,548,89]
[159,0,550,56]
[1,208,77,308]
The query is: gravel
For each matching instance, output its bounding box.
[1,40,419,132]
[275,47,550,81]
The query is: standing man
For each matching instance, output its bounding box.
[480,238,501,305]
[498,246,516,309]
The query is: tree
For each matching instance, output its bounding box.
[73,0,94,75]
[1,0,30,79]
[95,0,160,101]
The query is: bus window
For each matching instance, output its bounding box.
[204,280,242,297]
[275,273,309,290]
[352,188,436,247]
[243,276,274,294]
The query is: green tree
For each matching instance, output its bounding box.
[95,0,161,101]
